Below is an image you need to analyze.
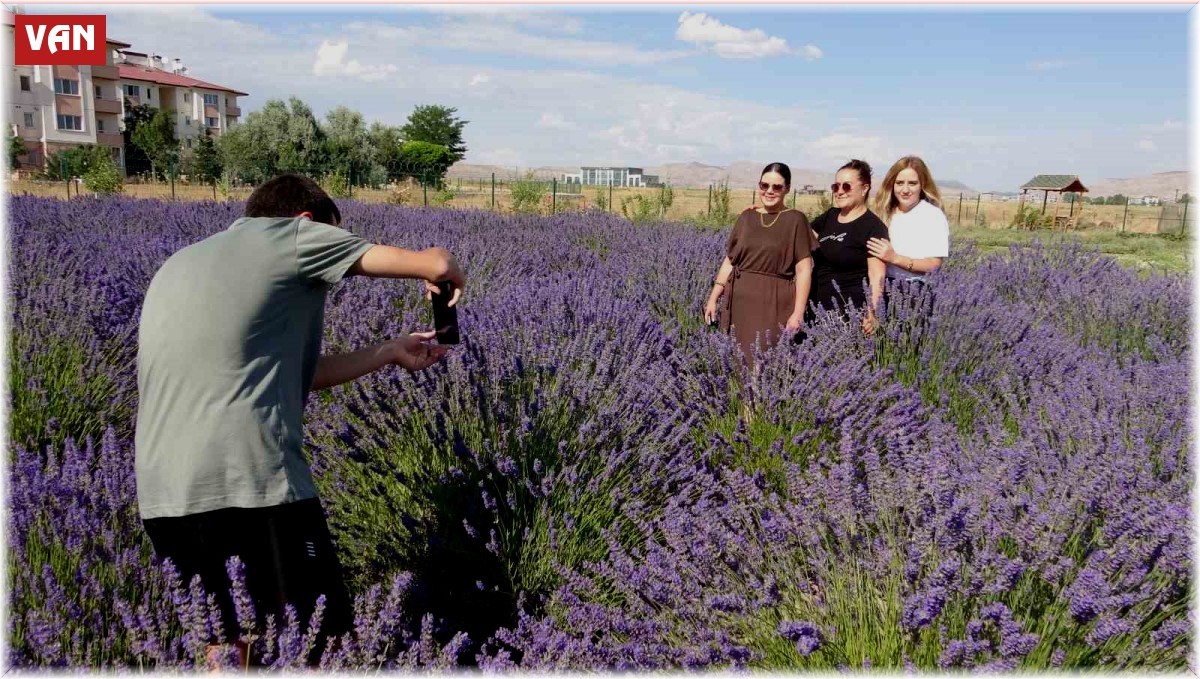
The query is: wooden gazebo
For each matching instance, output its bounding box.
[1018,174,1089,229]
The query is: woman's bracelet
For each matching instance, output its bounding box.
[714,280,726,288]
[905,257,915,272]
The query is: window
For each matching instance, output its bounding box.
[125,84,140,97]
[185,115,191,125]
[56,114,82,131]
[203,93,218,106]
[95,85,103,98]
[54,78,80,95]
[147,88,152,99]
[97,119,104,133]
[184,92,190,103]
[205,116,218,128]
[23,113,34,128]
[19,76,30,91]
[186,137,193,149]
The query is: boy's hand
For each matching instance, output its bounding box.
[423,248,467,306]
[387,331,451,371]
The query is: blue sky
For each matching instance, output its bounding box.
[58,4,1193,190]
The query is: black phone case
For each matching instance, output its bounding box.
[431,283,460,344]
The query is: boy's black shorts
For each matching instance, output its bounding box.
[142,498,353,649]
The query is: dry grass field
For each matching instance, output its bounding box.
[7,178,1186,235]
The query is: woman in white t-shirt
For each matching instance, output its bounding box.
[866,156,949,282]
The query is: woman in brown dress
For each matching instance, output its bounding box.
[703,162,818,359]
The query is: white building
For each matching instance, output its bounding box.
[6,11,130,169]
[117,51,246,150]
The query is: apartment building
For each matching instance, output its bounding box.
[5,10,247,173]
[6,12,131,169]
[117,51,247,150]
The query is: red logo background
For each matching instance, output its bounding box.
[14,15,107,66]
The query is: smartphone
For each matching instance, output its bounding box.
[431,282,460,345]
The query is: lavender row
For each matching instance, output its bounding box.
[5,195,1189,670]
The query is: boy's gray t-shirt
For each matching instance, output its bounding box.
[135,216,374,519]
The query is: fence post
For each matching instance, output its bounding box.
[791,188,797,209]
[423,175,428,207]
[348,165,354,200]
[212,180,217,201]
[1121,197,1130,232]
[956,193,963,226]
[608,181,613,213]
[707,184,713,216]
[974,194,981,226]
[1182,200,1189,235]
[61,157,70,199]
[491,172,495,208]
[552,177,557,214]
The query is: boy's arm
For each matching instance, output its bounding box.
[311,332,449,391]
[348,245,467,304]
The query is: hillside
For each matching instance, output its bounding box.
[1084,171,1190,200]
[448,159,975,193]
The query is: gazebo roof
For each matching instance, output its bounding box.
[1020,174,1089,193]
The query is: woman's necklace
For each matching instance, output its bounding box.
[760,208,787,228]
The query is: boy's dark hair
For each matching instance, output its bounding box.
[245,174,341,226]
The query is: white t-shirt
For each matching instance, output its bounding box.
[886,199,950,281]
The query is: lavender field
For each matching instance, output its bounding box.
[6,195,1191,670]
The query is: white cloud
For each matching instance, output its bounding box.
[675,12,791,59]
[313,40,398,82]
[96,7,1185,191]
[536,112,577,131]
[801,45,824,61]
[1137,139,1157,152]
[352,18,689,66]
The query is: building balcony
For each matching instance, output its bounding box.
[226,105,241,117]
[91,64,120,80]
[97,133,124,147]
[95,98,122,114]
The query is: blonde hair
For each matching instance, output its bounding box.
[874,155,943,222]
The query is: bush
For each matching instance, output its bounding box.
[431,186,457,207]
[510,172,547,214]
[82,151,123,195]
[322,169,352,198]
[593,187,609,212]
[1011,205,1054,229]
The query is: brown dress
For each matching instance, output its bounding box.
[719,208,818,357]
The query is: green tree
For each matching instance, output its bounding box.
[191,132,223,184]
[82,147,123,194]
[131,108,177,179]
[321,106,373,187]
[46,145,94,180]
[400,105,467,163]
[8,130,25,171]
[122,101,157,176]
[217,97,326,183]
[395,140,455,188]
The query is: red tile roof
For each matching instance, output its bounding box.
[118,64,248,97]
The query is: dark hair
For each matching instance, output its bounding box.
[760,162,792,188]
[245,173,341,226]
[839,159,872,196]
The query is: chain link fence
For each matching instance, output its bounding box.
[6,158,1194,236]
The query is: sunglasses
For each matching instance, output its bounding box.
[831,182,857,194]
[758,181,785,193]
